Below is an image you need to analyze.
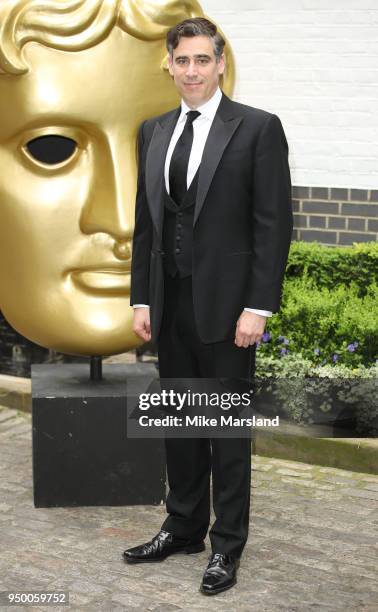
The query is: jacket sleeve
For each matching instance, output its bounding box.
[245,113,293,312]
[130,121,153,306]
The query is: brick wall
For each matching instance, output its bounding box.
[292,186,378,245]
[201,0,378,190]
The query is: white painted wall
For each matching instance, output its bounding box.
[201,0,378,189]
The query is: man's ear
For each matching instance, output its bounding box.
[167,54,174,76]
[217,31,234,97]
[218,53,225,75]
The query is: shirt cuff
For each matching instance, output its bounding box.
[244,308,272,317]
[132,304,150,308]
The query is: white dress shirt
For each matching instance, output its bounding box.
[164,86,222,193]
[133,86,272,318]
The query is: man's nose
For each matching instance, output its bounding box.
[79,133,135,247]
[185,60,199,77]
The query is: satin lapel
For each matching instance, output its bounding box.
[194,111,243,227]
[145,108,180,238]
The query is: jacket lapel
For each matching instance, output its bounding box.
[145,94,243,234]
[145,107,180,238]
[194,94,243,226]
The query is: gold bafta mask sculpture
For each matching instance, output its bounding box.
[0,0,234,356]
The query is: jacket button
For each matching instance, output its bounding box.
[175,248,181,254]
[177,223,183,229]
[176,235,181,240]
[178,212,183,217]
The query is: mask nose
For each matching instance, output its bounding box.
[79,133,136,254]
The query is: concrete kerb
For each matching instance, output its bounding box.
[252,426,378,476]
[0,373,31,412]
[0,372,377,475]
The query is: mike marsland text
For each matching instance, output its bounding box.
[138,415,280,427]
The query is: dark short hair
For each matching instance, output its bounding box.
[166,17,225,61]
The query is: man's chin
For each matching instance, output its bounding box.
[182,90,207,107]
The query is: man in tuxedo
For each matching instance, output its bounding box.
[125,17,293,595]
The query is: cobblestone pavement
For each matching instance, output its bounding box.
[0,406,377,612]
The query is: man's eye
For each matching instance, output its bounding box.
[25,135,77,164]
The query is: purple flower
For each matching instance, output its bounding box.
[262,332,271,343]
[280,348,287,356]
[283,338,290,345]
[332,354,338,362]
[277,335,285,343]
[314,348,320,356]
[347,343,356,352]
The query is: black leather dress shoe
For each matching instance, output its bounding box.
[200,553,240,595]
[123,529,205,563]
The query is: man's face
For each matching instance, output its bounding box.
[168,35,225,108]
[0,27,176,355]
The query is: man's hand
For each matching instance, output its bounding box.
[133,307,151,343]
[235,311,266,348]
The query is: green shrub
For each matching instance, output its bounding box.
[255,241,377,429]
[286,241,378,296]
[261,279,377,367]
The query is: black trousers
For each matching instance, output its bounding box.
[157,272,255,559]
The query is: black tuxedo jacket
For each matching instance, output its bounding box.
[130,92,293,344]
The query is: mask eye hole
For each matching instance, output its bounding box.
[25,135,77,164]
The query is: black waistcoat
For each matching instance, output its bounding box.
[162,169,199,278]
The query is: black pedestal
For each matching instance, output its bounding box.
[31,363,166,508]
